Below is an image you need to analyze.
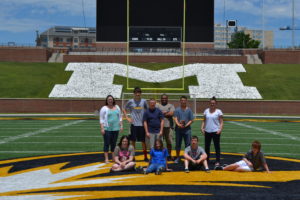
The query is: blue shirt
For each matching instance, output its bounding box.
[174,107,194,130]
[150,148,169,165]
[143,108,164,134]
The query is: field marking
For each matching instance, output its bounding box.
[0,120,86,145]
[222,142,300,146]
[229,121,300,141]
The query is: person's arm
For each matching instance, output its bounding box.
[196,153,208,164]
[201,115,206,135]
[159,115,165,136]
[184,109,194,128]
[144,120,150,138]
[122,108,132,124]
[117,106,123,132]
[99,107,106,135]
[217,115,224,135]
[184,153,195,163]
[243,158,253,167]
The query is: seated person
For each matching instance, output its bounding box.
[222,140,270,172]
[184,136,210,173]
[137,139,170,175]
[111,136,136,172]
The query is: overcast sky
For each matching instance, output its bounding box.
[0,0,299,47]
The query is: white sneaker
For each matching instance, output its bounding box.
[174,157,180,164]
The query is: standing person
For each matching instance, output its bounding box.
[173,96,195,163]
[156,94,175,160]
[111,136,136,172]
[183,136,210,173]
[222,140,270,172]
[123,87,149,161]
[201,96,223,168]
[100,95,123,163]
[143,99,164,149]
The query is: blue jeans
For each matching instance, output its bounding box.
[103,130,119,152]
[175,128,191,151]
[146,163,165,173]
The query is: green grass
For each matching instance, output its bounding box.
[0,118,299,160]
[0,62,300,100]
[0,62,70,98]
[240,64,300,100]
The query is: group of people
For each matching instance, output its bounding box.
[99,87,270,174]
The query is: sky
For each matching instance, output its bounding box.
[0,0,299,48]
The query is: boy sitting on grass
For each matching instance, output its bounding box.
[221,140,270,172]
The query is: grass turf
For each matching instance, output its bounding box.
[0,62,300,99]
[0,118,299,160]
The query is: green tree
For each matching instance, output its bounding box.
[227,32,261,48]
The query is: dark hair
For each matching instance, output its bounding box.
[180,95,187,100]
[154,139,164,150]
[105,95,116,106]
[252,140,261,151]
[133,87,142,94]
[210,96,217,102]
[161,93,168,98]
[149,98,156,102]
[118,135,130,148]
[191,135,198,141]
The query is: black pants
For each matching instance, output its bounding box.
[205,132,221,163]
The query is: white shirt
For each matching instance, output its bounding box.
[203,108,223,132]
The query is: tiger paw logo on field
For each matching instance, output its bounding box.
[0,152,299,200]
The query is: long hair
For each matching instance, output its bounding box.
[105,95,116,106]
[118,135,130,148]
[252,140,261,151]
[154,139,164,150]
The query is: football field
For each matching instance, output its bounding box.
[0,116,299,160]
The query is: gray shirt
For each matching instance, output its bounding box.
[174,107,194,130]
[156,103,175,128]
[125,99,148,126]
[185,146,205,160]
[244,150,266,171]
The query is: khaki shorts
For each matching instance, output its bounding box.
[146,133,162,149]
[163,127,173,145]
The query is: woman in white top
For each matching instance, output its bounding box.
[100,95,123,163]
[201,96,223,167]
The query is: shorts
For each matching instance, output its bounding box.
[188,161,203,171]
[236,160,253,172]
[129,125,145,142]
[162,127,173,145]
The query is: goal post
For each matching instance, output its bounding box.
[121,92,197,115]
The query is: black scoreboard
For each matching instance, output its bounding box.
[96,0,214,47]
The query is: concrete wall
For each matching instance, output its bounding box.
[0,99,299,115]
[63,55,247,64]
[0,47,51,62]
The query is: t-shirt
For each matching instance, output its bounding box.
[150,148,169,165]
[106,109,120,131]
[143,108,164,134]
[156,103,175,128]
[174,107,194,130]
[114,145,135,162]
[203,108,223,132]
[244,150,266,171]
[125,99,148,126]
[184,146,205,160]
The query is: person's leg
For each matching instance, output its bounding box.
[175,129,183,159]
[223,163,240,171]
[155,164,166,175]
[124,161,136,171]
[130,125,136,149]
[137,126,148,161]
[183,129,191,148]
[204,132,213,163]
[202,159,209,170]
[184,159,190,169]
[111,164,122,172]
[103,131,110,163]
[110,131,119,162]
[146,163,158,174]
[164,127,173,158]
[212,132,221,165]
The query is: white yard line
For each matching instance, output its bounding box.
[222,142,300,146]
[229,121,300,141]
[0,120,86,145]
